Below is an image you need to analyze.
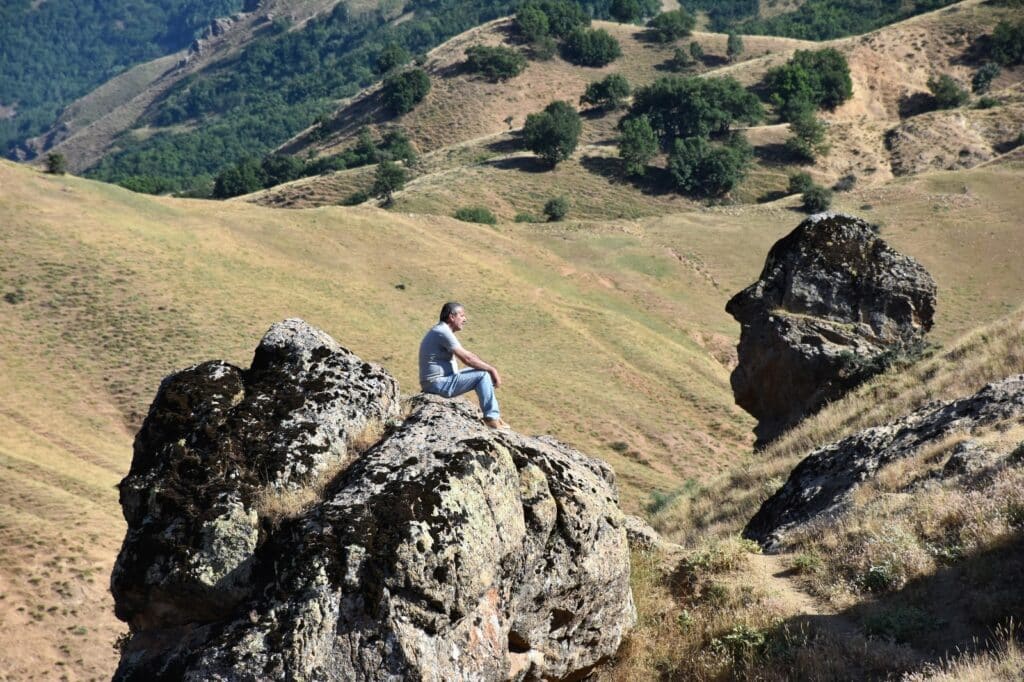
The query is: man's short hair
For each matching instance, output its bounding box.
[439,301,463,323]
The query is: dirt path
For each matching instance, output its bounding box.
[746,552,861,640]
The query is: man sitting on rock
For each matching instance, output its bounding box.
[419,301,508,429]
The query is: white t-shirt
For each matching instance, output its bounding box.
[418,322,461,387]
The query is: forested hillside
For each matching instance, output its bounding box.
[82,0,660,195]
[0,0,246,157]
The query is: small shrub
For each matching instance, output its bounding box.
[712,623,767,663]
[787,171,813,194]
[647,9,696,43]
[791,553,823,574]
[801,184,832,212]
[856,561,901,593]
[833,173,856,192]
[530,36,557,60]
[975,96,1000,109]
[726,32,743,62]
[453,206,497,225]
[544,195,569,221]
[340,190,369,206]
[4,290,26,304]
[464,45,527,82]
[514,211,539,223]
[381,68,431,115]
[927,73,968,110]
[992,19,1024,66]
[972,62,1000,94]
[580,74,630,110]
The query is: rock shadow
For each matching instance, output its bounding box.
[770,529,1024,675]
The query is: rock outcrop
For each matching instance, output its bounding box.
[726,213,936,446]
[744,375,1024,550]
[112,320,635,681]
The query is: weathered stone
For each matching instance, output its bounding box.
[112,324,635,681]
[727,212,936,445]
[744,375,1024,550]
[111,319,400,631]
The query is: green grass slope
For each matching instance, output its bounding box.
[2,152,1023,679]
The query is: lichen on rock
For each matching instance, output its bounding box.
[112,321,635,681]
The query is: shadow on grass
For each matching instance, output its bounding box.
[898,93,936,119]
[484,155,552,173]
[485,137,521,154]
[579,155,678,196]
[766,529,1024,677]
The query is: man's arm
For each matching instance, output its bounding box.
[452,345,502,388]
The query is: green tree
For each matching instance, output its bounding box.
[647,9,696,42]
[610,0,641,23]
[784,109,829,161]
[765,48,852,120]
[45,152,67,175]
[668,46,695,71]
[515,5,550,42]
[379,128,417,164]
[372,160,407,204]
[627,75,763,146]
[927,74,968,109]
[530,35,558,60]
[261,155,305,186]
[561,27,622,67]
[802,183,833,212]
[991,20,1024,66]
[580,74,631,110]
[465,45,527,81]
[522,100,582,166]
[972,63,1000,94]
[618,115,657,176]
[726,32,744,61]
[374,43,410,75]
[689,41,705,61]
[544,196,569,221]
[381,68,431,115]
[668,134,752,197]
[213,157,265,198]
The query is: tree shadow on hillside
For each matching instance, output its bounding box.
[754,142,801,167]
[485,137,521,154]
[484,155,552,173]
[579,155,677,196]
[953,35,994,67]
[898,93,936,119]
[768,529,1024,676]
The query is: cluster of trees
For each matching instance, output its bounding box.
[86,0,522,194]
[465,45,527,81]
[618,75,764,196]
[212,128,415,198]
[736,0,959,40]
[1,0,245,156]
[608,0,662,24]
[514,1,624,67]
[789,172,832,212]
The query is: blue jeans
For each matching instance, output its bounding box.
[423,369,500,419]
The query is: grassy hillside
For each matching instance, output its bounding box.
[256,0,1022,220]
[2,150,1024,678]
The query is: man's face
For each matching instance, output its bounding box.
[448,307,467,332]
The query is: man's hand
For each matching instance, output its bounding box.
[489,368,502,388]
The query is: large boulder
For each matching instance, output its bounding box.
[744,375,1024,550]
[112,319,402,630]
[112,322,635,681]
[726,213,936,446]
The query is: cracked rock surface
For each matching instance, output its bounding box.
[112,320,635,681]
[726,213,936,446]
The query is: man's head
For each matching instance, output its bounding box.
[439,301,466,332]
